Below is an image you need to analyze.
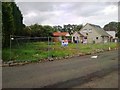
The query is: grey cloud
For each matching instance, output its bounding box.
[16,2,71,13]
[62,2,110,17]
[57,2,118,17]
[24,11,56,25]
[16,2,59,14]
[16,2,118,26]
[24,16,48,25]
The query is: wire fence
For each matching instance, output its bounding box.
[7,35,117,62]
[10,35,55,62]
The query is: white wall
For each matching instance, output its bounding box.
[106,31,116,38]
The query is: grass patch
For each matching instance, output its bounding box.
[2,42,117,62]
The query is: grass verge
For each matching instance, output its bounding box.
[2,42,118,62]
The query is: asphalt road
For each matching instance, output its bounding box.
[2,50,118,88]
[73,71,118,88]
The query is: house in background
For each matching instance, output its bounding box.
[71,31,84,43]
[106,31,118,42]
[79,23,112,43]
[53,31,70,42]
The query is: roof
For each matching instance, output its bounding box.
[88,23,112,37]
[53,32,70,37]
[89,23,101,28]
[72,31,84,37]
[78,32,85,37]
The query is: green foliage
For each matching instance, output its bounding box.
[0,2,2,41]
[2,2,15,47]
[53,24,83,34]
[43,25,54,37]
[103,22,120,38]
[22,26,31,36]
[75,24,83,32]
[11,2,24,35]
[103,22,118,31]
[25,24,55,37]
[118,22,120,39]
[2,2,23,48]
[29,24,43,37]
[3,42,117,62]
[53,25,62,32]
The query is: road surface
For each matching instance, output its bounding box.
[72,71,118,88]
[2,50,119,88]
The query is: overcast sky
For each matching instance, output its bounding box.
[15,1,118,28]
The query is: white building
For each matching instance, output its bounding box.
[106,31,118,42]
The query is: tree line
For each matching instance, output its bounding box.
[23,24,83,37]
[23,24,56,37]
[53,24,83,35]
[2,2,120,48]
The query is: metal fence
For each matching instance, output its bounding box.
[8,35,114,62]
[10,35,55,62]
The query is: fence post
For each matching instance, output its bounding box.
[48,37,49,59]
[10,35,11,61]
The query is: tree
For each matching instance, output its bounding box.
[63,24,83,34]
[63,24,73,34]
[2,2,15,47]
[103,22,119,37]
[74,24,83,32]
[53,25,63,32]
[2,2,24,47]
[11,2,24,35]
[28,24,55,37]
[103,22,118,32]
[0,1,2,47]
[22,26,31,36]
[117,22,120,39]
[29,24,43,37]
[43,25,54,37]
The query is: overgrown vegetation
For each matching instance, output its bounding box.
[2,2,24,47]
[2,42,117,62]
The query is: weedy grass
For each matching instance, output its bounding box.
[2,42,117,62]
